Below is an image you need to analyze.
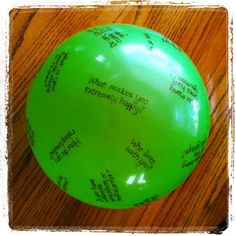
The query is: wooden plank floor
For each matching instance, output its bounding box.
[8,5,229,232]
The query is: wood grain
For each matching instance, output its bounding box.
[8,5,229,232]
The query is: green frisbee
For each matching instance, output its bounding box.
[26,23,210,209]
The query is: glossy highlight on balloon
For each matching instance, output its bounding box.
[26,23,210,209]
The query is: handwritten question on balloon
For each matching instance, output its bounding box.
[84,76,148,115]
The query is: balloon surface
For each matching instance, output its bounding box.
[26,23,210,209]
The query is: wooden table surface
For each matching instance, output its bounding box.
[8,5,229,232]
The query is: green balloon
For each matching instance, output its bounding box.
[26,24,210,209]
